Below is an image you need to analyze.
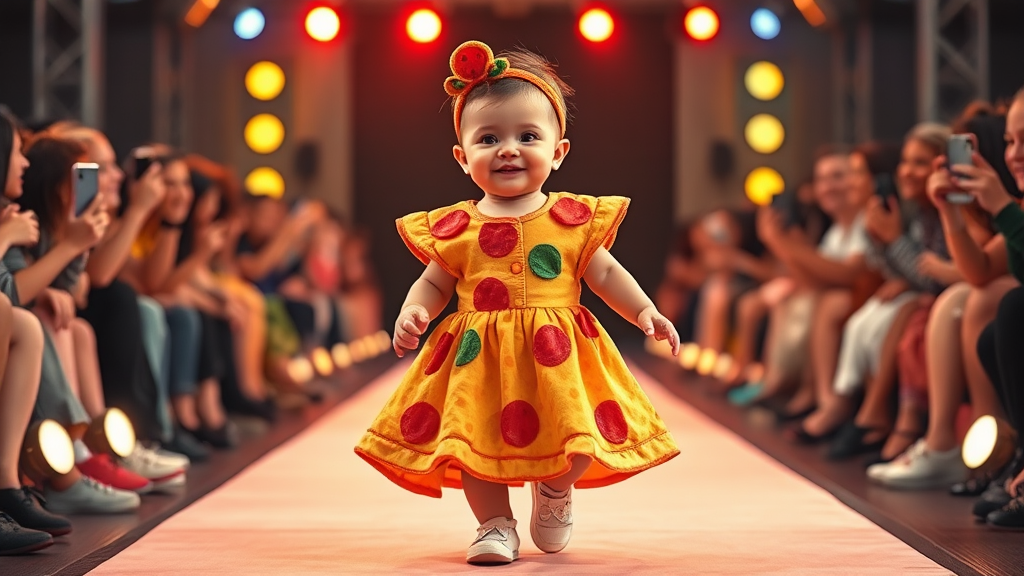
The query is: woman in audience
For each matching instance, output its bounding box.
[869,110,1019,491]
[337,226,384,340]
[752,147,872,419]
[0,113,71,551]
[654,221,706,344]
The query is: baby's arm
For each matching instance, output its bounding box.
[583,247,680,355]
[393,260,457,357]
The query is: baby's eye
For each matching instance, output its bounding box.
[521,132,538,143]
[481,135,498,145]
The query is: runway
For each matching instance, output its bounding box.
[88,360,947,575]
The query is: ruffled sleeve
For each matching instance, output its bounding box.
[577,195,630,277]
[396,209,462,278]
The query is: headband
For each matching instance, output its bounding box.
[444,41,566,139]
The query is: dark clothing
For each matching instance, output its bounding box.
[993,203,1024,284]
[977,286,1024,450]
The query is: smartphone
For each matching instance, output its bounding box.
[770,189,797,228]
[72,162,100,216]
[946,134,975,204]
[133,146,158,179]
[874,173,898,209]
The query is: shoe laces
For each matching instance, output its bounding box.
[18,486,46,508]
[1004,495,1024,513]
[896,440,928,465]
[81,477,117,494]
[474,521,512,544]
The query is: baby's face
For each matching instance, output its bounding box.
[454,88,568,199]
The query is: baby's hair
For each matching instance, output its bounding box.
[458,47,574,132]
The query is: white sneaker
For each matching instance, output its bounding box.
[530,482,573,553]
[149,444,191,470]
[867,439,968,489]
[43,477,140,515]
[122,445,188,494]
[466,517,519,565]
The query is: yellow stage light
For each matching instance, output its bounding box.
[745,113,785,154]
[245,61,285,101]
[375,330,393,356]
[745,167,785,206]
[579,8,614,43]
[679,343,701,370]
[407,9,442,43]
[712,354,734,380]
[684,6,719,41]
[244,113,285,154]
[21,420,75,482]
[244,167,285,198]
[332,342,353,368]
[312,347,334,377]
[745,61,784,101]
[696,348,718,376]
[963,415,1018,473]
[287,357,315,384]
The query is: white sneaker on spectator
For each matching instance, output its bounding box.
[43,477,140,515]
[147,444,191,470]
[867,439,967,489]
[530,482,573,553]
[466,517,519,565]
[122,445,187,493]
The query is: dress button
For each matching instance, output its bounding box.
[511,262,523,274]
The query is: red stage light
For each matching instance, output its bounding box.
[684,6,719,42]
[407,9,442,43]
[579,8,614,43]
[305,6,340,42]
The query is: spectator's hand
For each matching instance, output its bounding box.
[952,152,1015,216]
[927,156,958,213]
[66,197,110,251]
[864,195,902,245]
[875,278,910,303]
[393,304,430,358]
[129,162,166,215]
[37,288,76,331]
[917,251,949,281]
[196,222,228,257]
[756,206,784,246]
[0,205,39,247]
[638,305,680,356]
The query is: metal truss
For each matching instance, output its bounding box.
[32,0,104,126]
[917,0,989,122]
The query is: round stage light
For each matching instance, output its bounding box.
[963,415,1017,473]
[745,113,785,154]
[244,113,285,154]
[745,61,785,101]
[407,8,442,43]
[712,353,734,380]
[100,408,136,458]
[684,6,719,42]
[679,343,701,370]
[745,167,785,206]
[22,420,75,480]
[579,8,614,43]
[287,357,315,384]
[234,8,265,40]
[305,7,340,42]
[696,348,718,376]
[751,8,781,40]
[245,61,285,101]
[332,342,353,369]
[244,167,285,198]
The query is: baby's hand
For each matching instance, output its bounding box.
[393,304,431,358]
[638,306,680,356]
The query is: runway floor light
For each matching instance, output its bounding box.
[374,330,393,355]
[86,407,136,458]
[579,8,614,43]
[244,113,285,154]
[963,415,1018,474]
[745,113,785,154]
[407,8,442,43]
[22,420,75,481]
[349,338,370,363]
[696,348,718,376]
[745,61,785,101]
[683,6,719,42]
[745,167,785,206]
[312,347,335,376]
[245,61,285,101]
[332,342,353,368]
[679,343,701,370]
[244,167,285,198]
[287,357,316,384]
[305,6,341,42]
[750,8,781,40]
[233,7,265,40]
[712,353,734,380]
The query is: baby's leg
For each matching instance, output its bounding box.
[462,473,513,523]
[543,455,592,492]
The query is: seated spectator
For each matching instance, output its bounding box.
[654,221,707,345]
[337,225,384,340]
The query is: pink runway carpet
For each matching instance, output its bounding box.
[89,361,948,575]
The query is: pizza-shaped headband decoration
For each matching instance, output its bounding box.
[444,40,566,139]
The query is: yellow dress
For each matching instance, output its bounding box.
[355,192,679,497]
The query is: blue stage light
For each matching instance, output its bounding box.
[234,8,265,40]
[751,8,781,40]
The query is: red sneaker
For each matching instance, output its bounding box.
[77,454,153,494]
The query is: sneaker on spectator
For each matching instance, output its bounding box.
[866,439,967,489]
[121,445,187,493]
[466,516,519,565]
[77,454,153,494]
[0,487,72,536]
[145,443,191,470]
[166,427,210,463]
[0,513,52,555]
[43,478,140,515]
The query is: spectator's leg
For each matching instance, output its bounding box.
[727,288,769,386]
[70,318,107,419]
[165,306,201,429]
[854,300,921,444]
[0,308,42,489]
[806,289,852,416]
[695,272,733,352]
[961,278,1016,422]
[136,296,172,442]
[923,283,972,452]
